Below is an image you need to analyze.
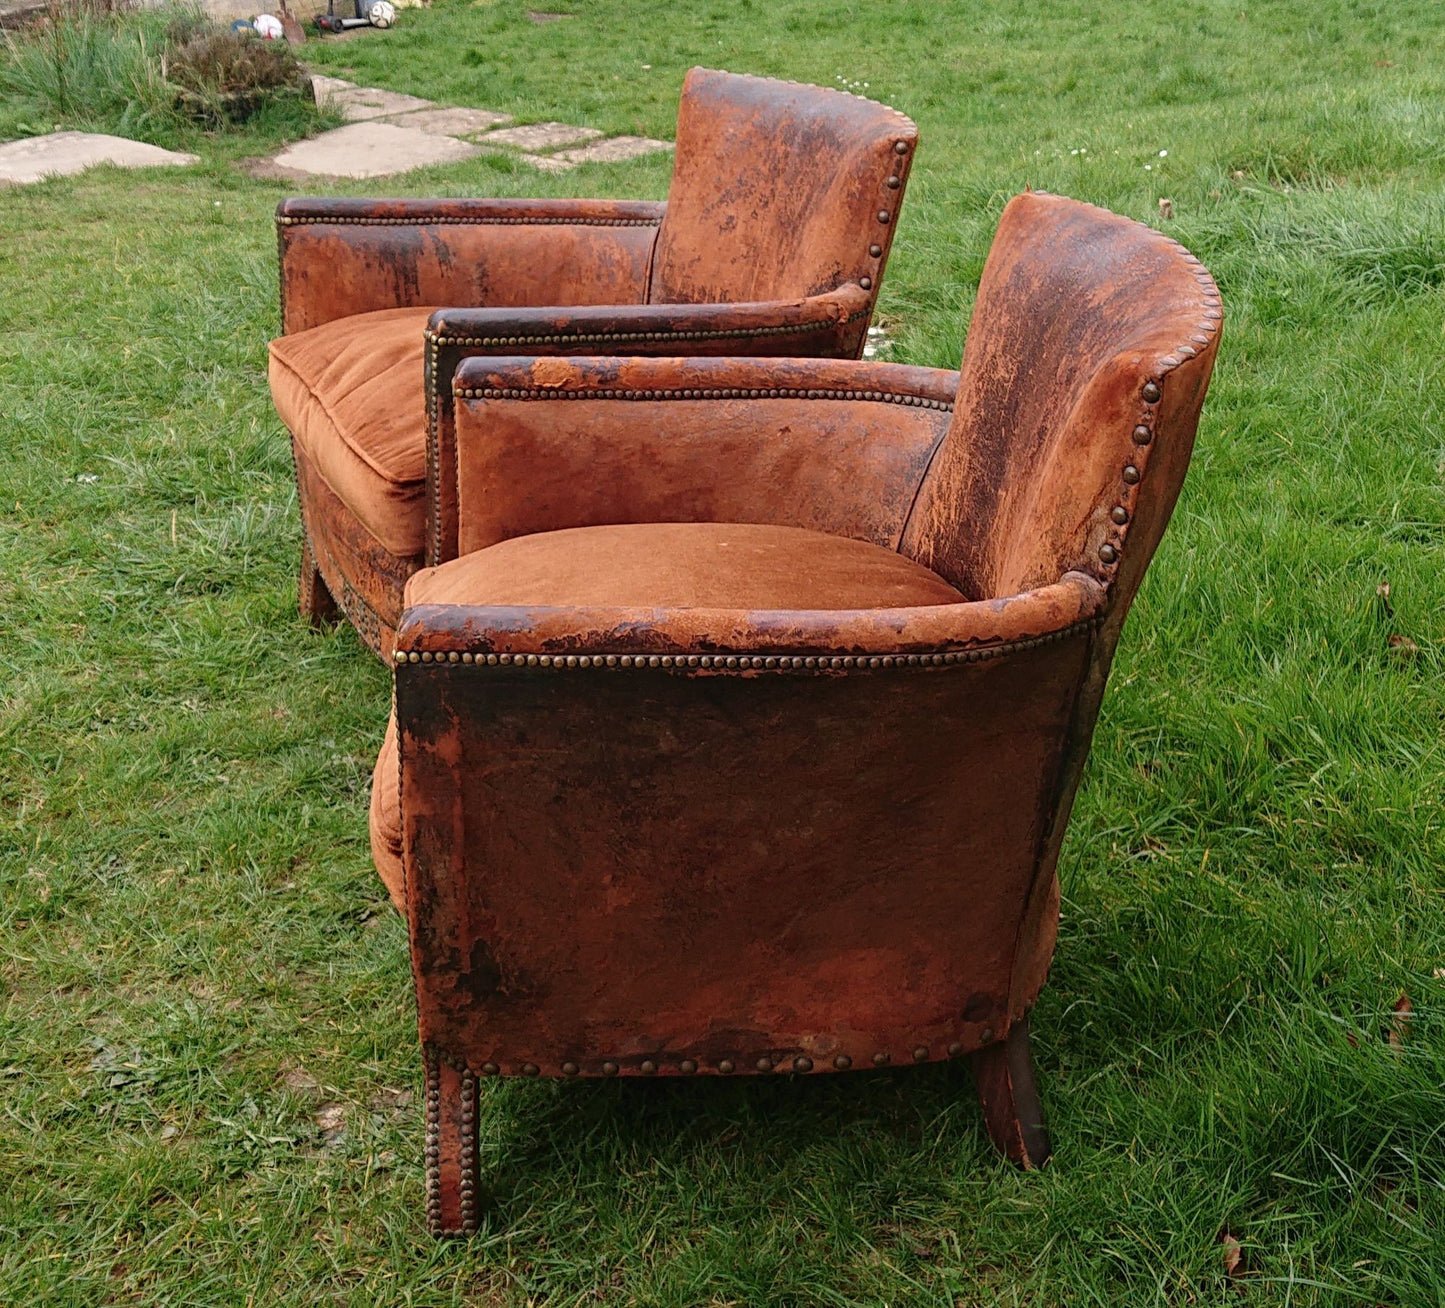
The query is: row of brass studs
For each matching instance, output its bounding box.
[276,214,661,228]
[472,1034,996,1078]
[393,619,1101,669]
[452,384,952,410]
[423,1045,443,1234]
[458,1063,478,1234]
[860,139,912,292]
[427,307,870,353]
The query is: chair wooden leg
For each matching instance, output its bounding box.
[424,1045,481,1236]
[299,535,340,627]
[969,1015,1051,1169]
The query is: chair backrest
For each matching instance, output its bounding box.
[901,192,1221,610]
[649,68,917,348]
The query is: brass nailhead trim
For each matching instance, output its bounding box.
[911,1045,929,1062]
[639,1060,657,1075]
[756,1057,773,1072]
[429,308,870,354]
[834,1055,852,1070]
[793,1056,813,1073]
[1122,464,1141,484]
[718,1060,735,1074]
[947,1042,963,1057]
[602,1061,618,1076]
[858,276,873,290]
[679,1059,697,1074]
[561,1061,579,1076]
[277,213,661,228]
[869,243,883,257]
[481,1061,499,1076]
[886,175,901,188]
[394,616,1102,671]
[877,209,891,223]
[1111,505,1129,525]
[872,1052,890,1066]
[980,1027,995,1043]
[451,383,953,412]
[894,140,910,154]
[1141,380,1162,402]
[1099,543,1118,564]
[1132,424,1153,445]
[520,1062,539,1077]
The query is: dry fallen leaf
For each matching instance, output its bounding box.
[1387,634,1419,659]
[1389,993,1411,1053]
[1219,1228,1245,1277]
[1158,197,1174,220]
[315,1103,347,1146]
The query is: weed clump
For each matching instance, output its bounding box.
[164,27,308,124]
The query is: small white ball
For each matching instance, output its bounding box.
[368,1,396,26]
[253,12,283,37]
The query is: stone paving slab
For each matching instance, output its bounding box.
[271,121,478,178]
[379,106,512,137]
[0,132,199,185]
[482,121,602,151]
[330,86,436,121]
[309,75,358,104]
[550,135,673,165]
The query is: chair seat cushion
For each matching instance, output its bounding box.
[269,306,437,558]
[369,713,405,913]
[404,522,967,611]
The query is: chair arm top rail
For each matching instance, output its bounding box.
[275,197,667,228]
[392,572,1105,666]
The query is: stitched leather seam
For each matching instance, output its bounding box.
[394,616,1102,669]
[276,215,662,228]
[427,307,869,351]
[453,384,953,410]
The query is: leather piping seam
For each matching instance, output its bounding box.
[394,615,1102,668]
[428,307,869,352]
[276,215,662,228]
[453,383,951,410]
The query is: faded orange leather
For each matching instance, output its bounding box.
[378,192,1221,1230]
[370,714,403,911]
[270,68,919,661]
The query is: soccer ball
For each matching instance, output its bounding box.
[253,12,283,37]
[368,1,396,26]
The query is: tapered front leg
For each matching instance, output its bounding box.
[969,1015,1051,1169]
[299,534,340,628]
[424,1045,481,1236]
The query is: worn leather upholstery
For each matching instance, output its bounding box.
[368,521,964,911]
[270,69,919,660]
[378,189,1225,1231]
[378,192,1222,1234]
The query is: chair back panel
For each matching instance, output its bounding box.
[649,68,917,346]
[901,193,1221,606]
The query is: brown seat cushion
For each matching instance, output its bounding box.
[269,306,437,558]
[372,522,963,909]
[405,522,966,611]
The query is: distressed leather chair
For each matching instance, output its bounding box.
[268,68,918,659]
[371,192,1221,1234]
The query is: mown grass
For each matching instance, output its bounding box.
[1,0,1442,1303]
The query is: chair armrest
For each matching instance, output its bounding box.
[393,571,1105,665]
[423,287,876,564]
[439,350,953,561]
[275,197,664,334]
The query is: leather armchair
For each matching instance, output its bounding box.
[371,192,1222,1234]
[268,68,918,659]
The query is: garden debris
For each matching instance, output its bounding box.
[1388,993,1411,1053]
[1387,633,1419,659]
[1158,197,1174,219]
[1218,1229,1245,1278]
[315,1102,347,1145]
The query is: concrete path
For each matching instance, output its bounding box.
[288,76,672,178]
[0,133,199,186]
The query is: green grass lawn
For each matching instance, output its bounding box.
[2,0,1443,1303]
